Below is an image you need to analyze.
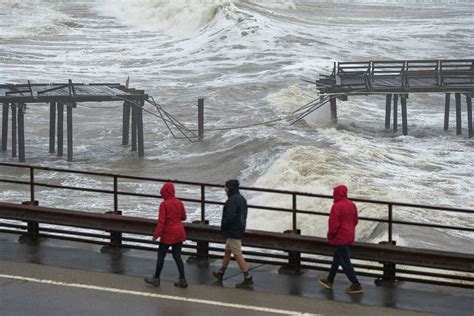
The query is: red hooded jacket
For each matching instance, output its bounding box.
[327,185,358,246]
[152,182,187,245]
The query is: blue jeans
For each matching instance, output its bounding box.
[327,245,359,284]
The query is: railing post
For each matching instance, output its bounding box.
[375,240,398,286]
[292,193,297,231]
[388,204,393,243]
[101,175,125,253]
[187,220,210,263]
[18,200,40,243]
[278,229,302,275]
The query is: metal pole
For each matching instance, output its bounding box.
[198,98,204,140]
[401,95,408,135]
[11,104,17,158]
[292,193,297,231]
[113,175,118,213]
[201,184,205,222]
[57,103,64,157]
[137,100,144,157]
[455,93,462,135]
[30,167,35,203]
[18,104,25,163]
[2,103,8,152]
[444,93,450,131]
[385,94,392,129]
[67,105,73,162]
[122,101,131,146]
[393,94,398,133]
[388,204,393,243]
[467,94,472,138]
[49,102,56,153]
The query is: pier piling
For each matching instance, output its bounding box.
[393,94,398,133]
[467,94,472,138]
[385,94,392,129]
[198,98,204,140]
[401,95,408,135]
[11,104,17,158]
[122,101,131,146]
[67,104,74,162]
[49,102,56,153]
[455,93,462,135]
[444,93,450,131]
[137,100,144,157]
[57,103,64,157]
[2,103,8,152]
[18,104,25,163]
[330,97,337,123]
[131,105,137,152]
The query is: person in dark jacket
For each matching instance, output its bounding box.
[319,185,363,294]
[212,179,253,288]
[145,182,188,288]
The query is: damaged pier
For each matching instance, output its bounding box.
[315,59,474,137]
[0,82,149,162]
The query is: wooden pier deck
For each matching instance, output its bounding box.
[314,59,473,137]
[1,82,149,162]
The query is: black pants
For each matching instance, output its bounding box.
[154,242,185,279]
[327,245,359,284]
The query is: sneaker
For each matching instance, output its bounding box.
[235,277,254,289]
[346,283,364,294]
[144,277,160,287]
[318,278,333,290]
[212,271,224,281]
[174,278,188,288]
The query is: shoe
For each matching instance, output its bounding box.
[174,278,188,288]
[212,271,224,281]
[318,278,333,290]
[346,283,364,294]
[144,277,160,287]
[235,277,254,289]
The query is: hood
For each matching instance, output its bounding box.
[225,179,240,196]
[333,185,348,203]
[160,182,175,200]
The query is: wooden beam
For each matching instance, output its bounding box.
[467,94,472,138]
[67,105,73,162]
[401,95,408,135]
[122,101,131,146]
[330,97,337,123]
[198,98,204,140]
[18,104,25,163]
[131,105,137,152]
[57,103,64,157]
[11,104,17,158]
[393,94,398,133]
[137,100,144,157]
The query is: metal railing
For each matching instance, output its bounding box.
[0,162,473,244]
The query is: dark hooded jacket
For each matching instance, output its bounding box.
[153,182,187,244]
[327,185,358,246]
[221,180,248,239]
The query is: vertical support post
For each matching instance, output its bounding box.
[279,229,302,275]
[18,104,25,163]
[401,95,408,136]
[131,105,137,151]
[200,184,206,222]
[57,103,64,157]
[467,94,472,138]
[444,93,450,131]
[67,104,73,162]
[30,167,35,202]
[49,102,56,153]
[292,193,297,231]
[388,204,393,243]
[122,101,131,146]
[455,93,462,135]
[2,103,8,152]
[375,241,397,286]
[188,220,210,263]
[19,200,40,243]
[393,94,398,133]
[385,94,392,129]
[330,97,337,123]
[137,100,144,157]
[198,98,204,140]
[113,175,119,213]
[11,104,17,158]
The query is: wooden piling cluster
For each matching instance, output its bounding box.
[0,82,148,162]
[316,59,473,137]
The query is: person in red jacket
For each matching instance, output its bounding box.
[145,182,188,288]
[319,185,364,294]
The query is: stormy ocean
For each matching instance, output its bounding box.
[0,0,473,253]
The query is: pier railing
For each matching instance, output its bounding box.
[0,163,473,288]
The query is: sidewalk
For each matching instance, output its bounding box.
[1,233,472,315]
